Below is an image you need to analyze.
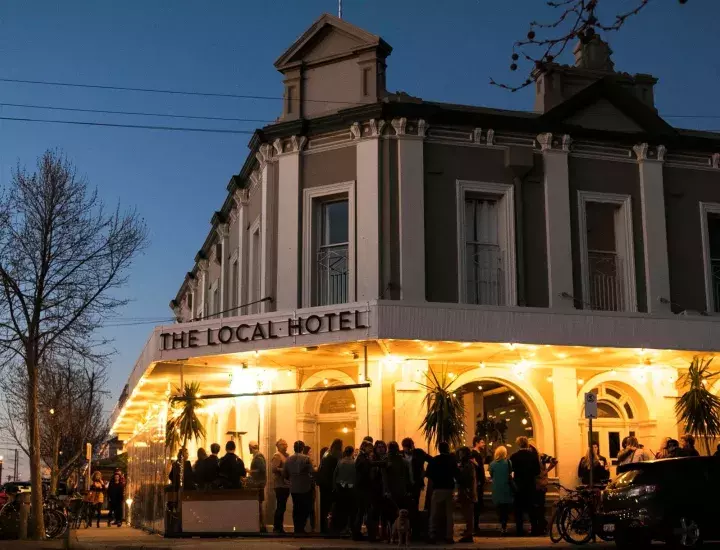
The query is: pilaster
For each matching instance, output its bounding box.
[394,118,427,302]
[257,143,277,313]
[551,367,582,488]
[633,143,671,314]
[538,133,575,310]
[233,189,249,315]
[197,259,209,320]
[216,224,230,317]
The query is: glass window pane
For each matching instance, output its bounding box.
[597,401,620,418]
[323,201,348,245]
[609,432,621,459]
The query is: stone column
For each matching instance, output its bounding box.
[538,133,575,310]
[354,120,382,302]
[257,143,277,313]
[275,136,306,311]
[197,259,209,320]
[633,143,671,314]
[233,189,249,315]
[216,223,230,317]
[551,367,581,487]
[393,118,427,302]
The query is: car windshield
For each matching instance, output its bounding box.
[607,468,649,489]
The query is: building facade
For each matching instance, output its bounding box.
[112,13,720,530]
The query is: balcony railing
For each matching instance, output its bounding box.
[588,251,625,311]
[712,258,720,312]
[466,244,504,306]
[316,244,348,306]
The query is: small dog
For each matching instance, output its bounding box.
[390,509,411,548]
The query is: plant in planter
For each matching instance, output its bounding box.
[675,356,720,455]
[419,368,466,450]
[165,381,206,532]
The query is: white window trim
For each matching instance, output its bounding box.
[577,191,637,312]
[699,201,720,313]
[456,180,517,306]
[302,181,356,308]
[248,216,262,313]
[229,250,239,314]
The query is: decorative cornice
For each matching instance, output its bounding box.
[197,259,209,273]
[633,142,665,162]
[216,223,229,239]
[486,128,495,146]
[228,208,238,223]
[255,143,274,168]
[417,119,428,138]
[350,122,361,140]
[473,128,483,143]
[368,119,386,137]
[711,153,720,169]
[561,134,573,152]
[391,117,407,136]
[536,132,571,152]
[273,138,283,156]
[537,132,554,151]
[233,188,249,208]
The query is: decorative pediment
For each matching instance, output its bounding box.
[539,77,675,136]
[274,13,391,70]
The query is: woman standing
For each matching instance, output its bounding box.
[106,472,125,526]
[577,443,610,486]
[86,471,106,528]
[456,447,478,543]
[488,446,514,536]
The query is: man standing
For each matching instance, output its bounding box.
[249,441,267,532]
[470,436,487,535]
[218,440,247,488]
[680,434,700,457]
[317,439,343,533]
[353,440,375,541]
[509,436,540,536]
[426,442,459,544]
[205,443,221,487]
[270,439,290,534]
[283,440,313,535]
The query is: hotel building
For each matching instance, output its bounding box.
[111,13,720,532]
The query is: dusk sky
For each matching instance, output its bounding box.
[1,0,718,426]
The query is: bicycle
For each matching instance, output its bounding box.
[549,483,613,545]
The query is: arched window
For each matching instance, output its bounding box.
[319,388,356,414]
[597,401,621,419]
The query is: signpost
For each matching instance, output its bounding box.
[584,392,598,488]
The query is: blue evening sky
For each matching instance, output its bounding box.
[0,0,717,414]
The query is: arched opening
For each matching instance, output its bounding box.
[458,380,536,456]
[578,382,643,476]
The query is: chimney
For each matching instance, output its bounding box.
[534,32,657,113]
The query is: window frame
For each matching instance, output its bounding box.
[229,250,239,316]
[699,202,720,313]
[302,181,356,308]
[456,180,516,306]
[248,216,262,314]
[209,279,219,319]
[577,191,637,312]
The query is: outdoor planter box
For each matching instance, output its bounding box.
[165,489,261,536]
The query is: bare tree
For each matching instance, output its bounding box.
[491,0,691,92]
[0,150,148,538]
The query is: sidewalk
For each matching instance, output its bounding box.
[68,525,614,550]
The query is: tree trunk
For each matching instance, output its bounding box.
[49,431,60,496]
[177,440,187,533]
[27,352,46,539]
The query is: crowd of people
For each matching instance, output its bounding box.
[166,431,708,542]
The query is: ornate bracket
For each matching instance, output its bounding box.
[216,223,229,240]
[350,122,362,140]
[368,119,386,137]
[417,119,428,138]
[290,135,307,152]
[712,153,720,170]
[633,143,666,162]
[391,117,407,136]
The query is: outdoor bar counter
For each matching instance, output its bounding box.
[166,487,263,536]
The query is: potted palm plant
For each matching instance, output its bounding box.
[675,356,720,455]
[418,368,466,450]
[165,381,206,534]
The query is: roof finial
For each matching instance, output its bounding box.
[338,0,342,19]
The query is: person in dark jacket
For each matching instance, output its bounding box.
[205,443,221,486]
[169,448,195,491]
[353,440,375,541]
[426,442,459,544]
[680,434,700,457]
[369,440,389,540]
[317,438,342,533]
[470,436,487,535]
[106,472,125,527]
[193,448,208,489]
[577,443,609,486]
[456,446,478,543]
[218,440,247,488]
[383,441,412,526]
[333,445,356,534]
[509,436,541,536]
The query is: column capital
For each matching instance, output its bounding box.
[633,142,666,162]
[290,135,307,152]
[391,117,407,136]
[255,142,275,168]
[537,132,571,152]
[187,277,198,292]
[417,119,428,138]
[368,118,386,137]
[216,223,229,240]
[350,122,362,139]
[712,153,720,169]
[197,259,209,273]
[233,188,249,208]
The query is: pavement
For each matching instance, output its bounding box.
[0,525,616,550]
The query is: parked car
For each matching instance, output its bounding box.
[598,456,719,548]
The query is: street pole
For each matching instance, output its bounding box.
[588,417,593,489]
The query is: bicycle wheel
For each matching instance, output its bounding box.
[44,508,67,539]
[549,504,564,544]
[560,501,593,545]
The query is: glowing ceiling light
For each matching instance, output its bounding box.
[461,343,472,348]
[286,370,293,377]
[555,352,568,359]
[521,418,528,425]
[610,369,617,375]
[424,344,435,352]
[591,348,602,353]
[508,395,515,402]
[342,427,349,434]
[448,372,456,379]
[480,362,486,369]
[577,379,585,385]
[350,403,356,409]
[477,385,483,391]
[323,379,329,386]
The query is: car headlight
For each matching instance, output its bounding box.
[626,484,657,498]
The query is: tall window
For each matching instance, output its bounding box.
[578,192,636,312]
[316,199,349,306]
[249,221,261,314]
[465,197,503,305]
[231,258,239,315]
[212,283,220,318]
[700,203,720,313]
[456,181,516,306]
